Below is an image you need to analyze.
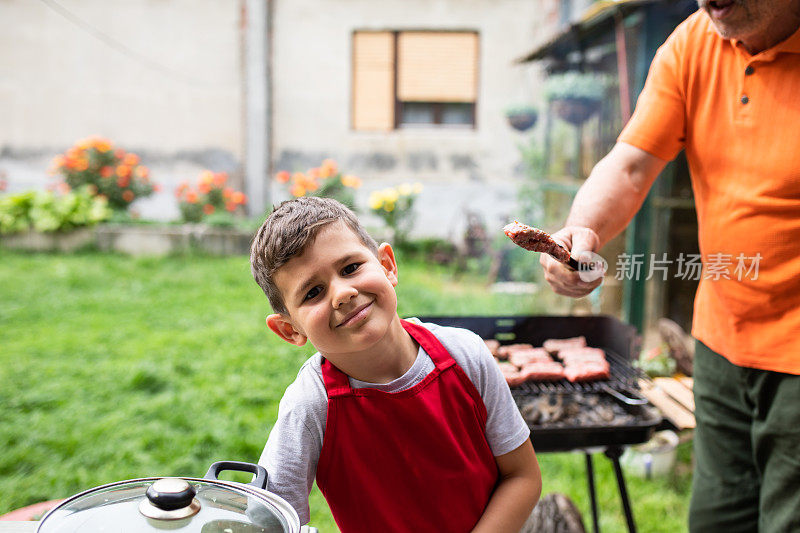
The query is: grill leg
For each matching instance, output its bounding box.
[585,453,600,533]
[605,446,637,533]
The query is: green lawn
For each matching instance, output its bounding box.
[0,250,691,531]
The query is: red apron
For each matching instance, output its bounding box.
[316,319,499,532]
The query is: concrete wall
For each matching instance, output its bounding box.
[269,0,551,240]
[0,0,243,220]
[0,0,583,236]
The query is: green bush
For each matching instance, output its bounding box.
[0,187,111,234]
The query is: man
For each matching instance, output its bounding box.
[539,1,800,531]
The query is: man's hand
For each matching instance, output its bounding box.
[539,226,603,298]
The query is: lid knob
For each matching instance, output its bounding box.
[140,478,201,520]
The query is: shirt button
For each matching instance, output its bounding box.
[745,65,755,75]
[741,95,749,104]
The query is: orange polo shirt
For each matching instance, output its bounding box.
[619,10,800,374]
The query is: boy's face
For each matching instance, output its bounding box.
[267,221,399,358]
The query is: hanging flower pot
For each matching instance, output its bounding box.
[504,106,539,132]
[551,97,601,126]
[544,72,608,127]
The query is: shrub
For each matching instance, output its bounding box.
[368,183,423,244]
[275,159,362,211]
[0,186,111,234]
[50,136,158,211]
[176,171,247,224]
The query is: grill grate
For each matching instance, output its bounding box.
[509,348,646,397]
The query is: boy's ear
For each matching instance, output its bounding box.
[377,242,398,286]
[266,314,308,346]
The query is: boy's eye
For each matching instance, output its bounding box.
[342,263,360,275]
[304,286,322,301]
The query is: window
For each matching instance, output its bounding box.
[352,31,479,130]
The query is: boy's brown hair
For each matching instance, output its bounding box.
[250,196,379,314]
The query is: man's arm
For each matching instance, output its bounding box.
[471,439,542,533]
[540,142,668,297]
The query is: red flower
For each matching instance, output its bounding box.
[275,170,290,183]
[203,204,215,215]
[122,190,135,203]
[100,166,113,178]
[117,175,130,188]
[212,172,227,186]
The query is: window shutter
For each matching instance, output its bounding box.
[352,32,395,131]
[397,32,478,103]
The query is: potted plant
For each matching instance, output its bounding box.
[504,105,539,132]
[543,72,609,126]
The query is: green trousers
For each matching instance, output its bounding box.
[689,341,800,533]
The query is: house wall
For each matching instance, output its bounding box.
[0,0,243,219]
[269,0,551,240]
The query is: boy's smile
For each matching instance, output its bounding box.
[267,220,416,381]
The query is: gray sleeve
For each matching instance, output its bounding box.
[258,358,327,525]
[425,323,531,457]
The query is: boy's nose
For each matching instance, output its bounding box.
[332,282,358,308]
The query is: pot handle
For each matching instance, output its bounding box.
[204,461,268,490]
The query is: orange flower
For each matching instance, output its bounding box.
[153,184,162,193]
[341,174,362,188]
[176,181,189,198]
[114,149,126,159]
[116,165,132,178]
[225,202,237,212]
[308,167,321,179]
[222,187,234,199]
[200,170,214,185]
[232,191,246,204]
[122,190,135,203]
[186,191,199,204]
[212,172,227,186]
[321,158,337,176]
[123,153,140,166]
[74,159,89,172]
[275,170,290,183]
[203,204,215,215]
[117,175,130,188]
[290,183,306,197]
[135,166,149,179]
[100,166,113,178]
[198,182,211,194]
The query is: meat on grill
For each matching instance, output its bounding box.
[503,221,571,264]
[557,347,607,365]
[519,361,566,382]
[509,348,553,368]
[484,339,500,357]
[543,336,587,354]
[563,362,611,382]
[498,362,526,386]
[496,343,534,360]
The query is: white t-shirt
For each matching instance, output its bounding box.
[258,319,531,524]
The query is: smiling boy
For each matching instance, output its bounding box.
[250,197,541,532]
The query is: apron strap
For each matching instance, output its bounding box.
[401,319,455,371]
[321,357,351,397]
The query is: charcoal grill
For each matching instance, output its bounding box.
[417,314,661,533]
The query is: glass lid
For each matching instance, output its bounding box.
[37,478,294,533]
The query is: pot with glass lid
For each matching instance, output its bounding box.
[36,461,315,533]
